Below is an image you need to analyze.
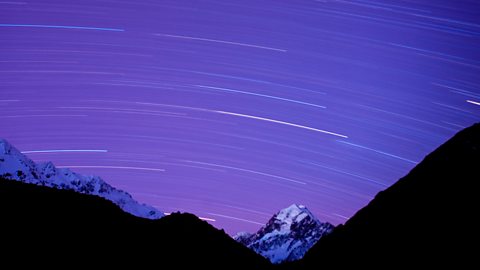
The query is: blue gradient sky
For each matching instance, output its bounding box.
[1,0,479,234]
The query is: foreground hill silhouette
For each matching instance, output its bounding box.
[290,123,480,268]
[0,178,270,268]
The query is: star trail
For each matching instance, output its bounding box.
[1,0,479,234]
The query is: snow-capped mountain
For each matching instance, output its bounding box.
[0,138,163,219]
[234,204,334,264]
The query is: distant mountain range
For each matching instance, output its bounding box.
[1,123,478,268]
[0,137,333,263]
[234,204,333,263]
[0,138,324,264]
[0,138,163,219]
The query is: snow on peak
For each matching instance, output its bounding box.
[234,231,253,239]
[0,138,164,220]
[276,204,310,224]
[0,139,11,154]
[234,204,334,264]
[38,161,57,178]
[0,139,28,164]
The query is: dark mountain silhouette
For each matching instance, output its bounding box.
[0,178,271,268]
[289,123,480,268]
[2,123,478,268]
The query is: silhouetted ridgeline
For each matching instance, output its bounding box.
[0,178,271,268]
[292,123,480,268]
[1,123,478,268]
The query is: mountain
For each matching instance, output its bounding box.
[3,121,478,268]
[0,178,271,268]
[235,204,334,263]
[0,138,163,219]
[294,123,480,268]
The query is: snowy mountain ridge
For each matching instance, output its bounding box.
[0,138,163,219]
[234,204,334,263]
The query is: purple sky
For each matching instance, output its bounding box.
[1,0,479,234]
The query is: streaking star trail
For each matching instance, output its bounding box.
[1,0,479,234]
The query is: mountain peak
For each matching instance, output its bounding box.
[0,138,164,219]
[0,138,15,155]
[276,204,311,224]
[234,204,334,263]
[280,203,306,214]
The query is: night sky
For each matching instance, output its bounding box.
[1,0,479,234]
